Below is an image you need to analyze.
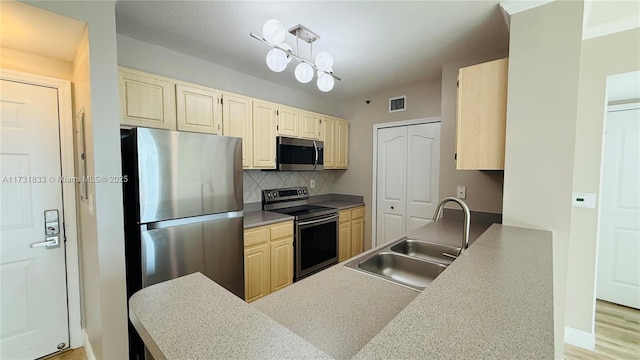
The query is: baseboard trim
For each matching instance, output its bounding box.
[82,329,97,360]
[564,326,595,350]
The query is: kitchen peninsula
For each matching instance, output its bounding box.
[129,223,554,360]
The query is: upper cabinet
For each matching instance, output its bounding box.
[176,83,222,134]
[322,116,349,169]
[277,105,301,138]
[252,100,278,169]
[301,111,321,140]
[455,58,508,170]
[222,92,252,168]
[118,67,350,170]
[119,68,176,130]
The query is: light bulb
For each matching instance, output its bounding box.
[266,48,288,72]
[317,72,334,92]
[315,51,334,71]
[295,63,314,83]
[263,19,286,45]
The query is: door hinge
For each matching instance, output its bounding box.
[220,98,223,105]
[456,80,459,88]
[319,119,322,124]
[276,125,279,131]
[454,153,457,160]
[276,110,279,116]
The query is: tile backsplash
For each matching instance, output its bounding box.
[243,170,337,203]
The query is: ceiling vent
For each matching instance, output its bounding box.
[389,95,406,113]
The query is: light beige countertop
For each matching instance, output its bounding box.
[128,272,330,360]
[252,264,417,359]
[129,222,553,360]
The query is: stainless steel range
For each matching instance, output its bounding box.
[262,187,338,281]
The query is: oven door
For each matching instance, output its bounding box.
[295,213,338,280]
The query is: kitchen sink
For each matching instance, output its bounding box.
[355,252,447,290]
[389,238,460,266]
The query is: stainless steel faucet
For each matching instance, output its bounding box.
[432,197,471,255]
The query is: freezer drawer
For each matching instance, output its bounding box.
[140,215,244,299]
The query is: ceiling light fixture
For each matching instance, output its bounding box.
[250,19,341,92]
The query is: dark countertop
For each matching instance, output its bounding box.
[243,197,364,229]
[244,210,293,229]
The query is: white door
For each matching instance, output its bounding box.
[0,80,69,358]
[376,123,440,246]
[406,124,440,232]
[376,126,407,245]
[597,107,640,309]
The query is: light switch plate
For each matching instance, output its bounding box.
[572,193,596,208]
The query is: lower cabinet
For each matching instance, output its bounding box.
[338,206,365,262]
[243,220,293,302]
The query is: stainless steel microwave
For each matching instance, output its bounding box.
[276,137,324,171]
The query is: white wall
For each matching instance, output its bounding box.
[26,2,128,358]
[565,28,640,335]
[502,2,583,358]
[334,80,442,249]
[116,34,337,116]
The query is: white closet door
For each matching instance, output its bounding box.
[406,123,440,232]
[376,126,407,245]
[597,108,640,309]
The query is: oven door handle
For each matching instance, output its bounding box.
[313,141,318,169]
[297,214,339,226]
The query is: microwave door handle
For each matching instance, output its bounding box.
[313,141,318,169]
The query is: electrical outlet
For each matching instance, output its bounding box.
[457,186,466,199]
[310,180,315,189]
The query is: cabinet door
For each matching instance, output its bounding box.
[252,101,277,168]
[277,105,301,138]
[301,111,321,140]
[119,69,176,130]
[323,117,336,169]
[338,221,352,262]
[351,217,364,257]
[336,119,349,168]
[270,237,293,292]
[244,243,270,302]
[176,84,221,134]
[456,58,508,170]
[222,93,252,168]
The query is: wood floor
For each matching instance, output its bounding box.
[564,300,640,360]
[41,348,86,360]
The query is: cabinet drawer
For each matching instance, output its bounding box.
[270,221,293,240]
[351,206,364,219]
[339,209,351,223]
[244,226,269,247]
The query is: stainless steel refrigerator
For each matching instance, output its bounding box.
[121,128,244,359]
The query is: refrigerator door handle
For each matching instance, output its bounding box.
[141,211,244,231]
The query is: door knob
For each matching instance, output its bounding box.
[391,206,394,209]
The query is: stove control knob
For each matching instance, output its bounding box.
[303,189,308,194]
[267,193,272,198]
[298,190,303,195]
[272,192,278,198]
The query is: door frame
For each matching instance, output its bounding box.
[371,117,441,248]
[1,69,82,349]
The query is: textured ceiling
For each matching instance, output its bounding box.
[115,1,509,100]
[0,1,86,62]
